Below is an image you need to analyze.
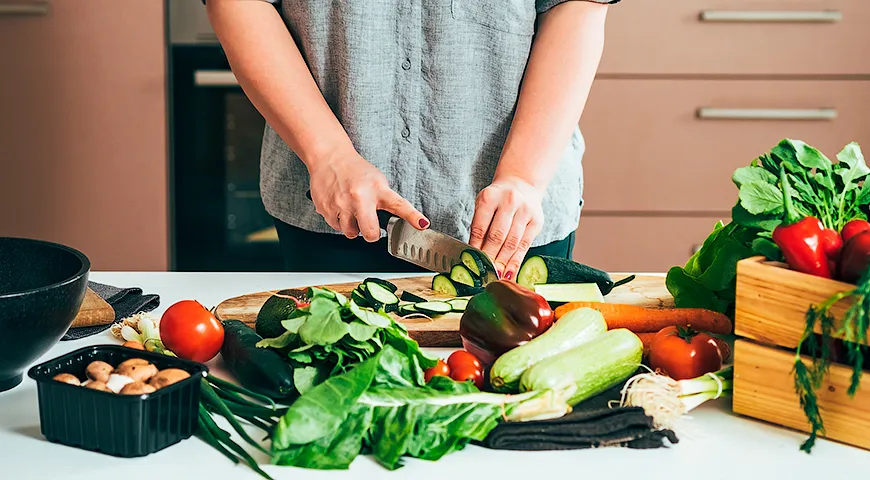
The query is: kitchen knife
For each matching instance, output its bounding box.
[305,190,498,284]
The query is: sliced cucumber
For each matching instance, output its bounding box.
[446,298,469,312]
[351,289,369,307]
[450,264,481,287]
[532,283,605,304]
[413,301,453,315]
[432,274,483,297]
[516,255,633,295]
[364,277,398,293]
[515,255,550,287]
[400,291,428,303]
[364,281,399,311]
[460,249,485,277]
[397,303,419,316]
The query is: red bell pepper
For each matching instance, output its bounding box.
[458,280,554,366]
[841,219,870,244]
[836,230,870,284]
[771,165,832,279]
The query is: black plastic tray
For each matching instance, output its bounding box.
[28,344,208,457]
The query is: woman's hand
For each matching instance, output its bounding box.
[308,146,430,242]
[469,176,545,280]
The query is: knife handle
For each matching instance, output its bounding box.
[304,190,393,230]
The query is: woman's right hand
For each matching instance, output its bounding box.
[307,147,430,242]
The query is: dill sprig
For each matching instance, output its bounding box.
[794,265,870,453]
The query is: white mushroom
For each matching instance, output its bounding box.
[105,374,136,393]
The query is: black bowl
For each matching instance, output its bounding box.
[0,237,90,392]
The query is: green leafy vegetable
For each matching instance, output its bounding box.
[270,345,572,470]
[667,139,870,316]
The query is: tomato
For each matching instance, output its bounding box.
[447,350,481,372]
[648,326,723,380]
[424,360,451,383]
[159,300,225,363]
[450,364,484,389]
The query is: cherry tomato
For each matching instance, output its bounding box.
[424,360,451,383]
[450,364,484,389]
[159,300,225,363]
[447,350,481,372]
[648,326,722,380]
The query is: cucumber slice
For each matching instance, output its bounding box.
[432,274,483,297]
[532,283,605,303]
[516,255,629,295]
[364,282,399,311]
[460,250,484,277]
[364,277,398,293]
[413,301,453,315]
[400,291,428,303]
[450,264,481,287]
[446,298,469,312]
[351,289,370,307]
[397,303,419,316]
[516,255,549,287]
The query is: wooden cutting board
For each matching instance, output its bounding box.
[71,288,116,328]
[214,274,674,347]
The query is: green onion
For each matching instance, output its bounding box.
[618,366,734,430]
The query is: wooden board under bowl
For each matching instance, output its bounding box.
[214,274,674,347]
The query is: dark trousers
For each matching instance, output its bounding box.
[273,217,575,273]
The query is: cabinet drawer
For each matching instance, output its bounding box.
[599,0,870,75]
[579,79,870,213]
[573,215,730,274]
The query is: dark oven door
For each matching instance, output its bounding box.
[170,45,283,271]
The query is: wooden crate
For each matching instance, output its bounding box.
[732,256,870,450]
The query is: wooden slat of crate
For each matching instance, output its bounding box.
[734,256,865,349]
[732,339,870,451]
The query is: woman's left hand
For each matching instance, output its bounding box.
[469,176,545,281]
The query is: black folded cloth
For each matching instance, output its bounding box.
[61,281,161,341]
[476,374,679,451]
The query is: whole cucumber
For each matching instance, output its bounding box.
[519,328,643,406]
[221,320,296,400]
[489,307,607,393]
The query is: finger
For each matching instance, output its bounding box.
[338,210,360,239]
[481,206,517,275]
[354,200,381,243]
[494,209,531,277]
[469,188,498,249]
[504,219,539,282]
[378,188,429,230]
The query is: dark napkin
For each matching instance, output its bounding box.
[61,281,161,341]
[476,373,678,451]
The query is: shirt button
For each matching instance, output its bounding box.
[402,59,411,70]
[401,127,410,138]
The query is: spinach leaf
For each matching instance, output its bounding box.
[293,365,329,395]
[732,165,777,188]
[835,142,870,189]
[731,203,781,231]
[738,181,784,215]
[792,139,833,171]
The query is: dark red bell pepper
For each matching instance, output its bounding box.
[458,280,554,366]
[771,165,832,279]
[841,219,870,244]
[836,230,870,284]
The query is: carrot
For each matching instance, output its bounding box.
[553,302,733,335]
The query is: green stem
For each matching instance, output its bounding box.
[205,374,277,409]
[200,380,271,455]
[199,406,273,480]
[197,407,240,465]
[779,164,803,225]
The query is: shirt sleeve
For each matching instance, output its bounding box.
[536,0,619,14]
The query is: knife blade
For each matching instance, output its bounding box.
[304,190,498,284]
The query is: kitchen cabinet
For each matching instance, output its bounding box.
[0,0,168,271]
[574,0,870,273]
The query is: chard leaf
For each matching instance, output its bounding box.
[836,142,870,188]
[293,365,330,395]
[739,181,784,215]
[732,166,776,188]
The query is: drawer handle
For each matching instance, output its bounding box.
[194,70,239,87]
[699,10,842,23]
[0,2,50,16]
[697,108,837,121]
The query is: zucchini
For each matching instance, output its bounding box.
[489,307,607,392]
[516,255,635,295]
[519,328,643,406]
[400,290,428,303]
[364,281,399,311]
[413,301,453,315]
[220,320,296,400]
[450,264,481,287]
[446,298,469,312]
[532,283,604,304]
[432,273,483,297]
[363,277,398,293]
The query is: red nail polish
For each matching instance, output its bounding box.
[505,271,514,280]
[496,270,503,279]
[419,218,429,228]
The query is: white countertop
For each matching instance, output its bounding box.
[2,271,866,480]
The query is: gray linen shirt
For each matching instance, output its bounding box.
[219,0,618,247]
